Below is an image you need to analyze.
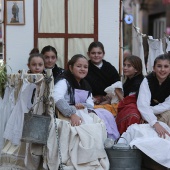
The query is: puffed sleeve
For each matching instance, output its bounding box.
[53,79,67,102]
[52,79,76,117]
[151,95,170,114]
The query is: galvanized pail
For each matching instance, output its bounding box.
[105,141,142,170]
[22,113,51,144]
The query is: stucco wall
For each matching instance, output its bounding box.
[98,0,120,70]
[6,0,120,73]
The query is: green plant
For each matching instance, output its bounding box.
[0,61,7,98]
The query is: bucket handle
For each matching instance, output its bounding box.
[114,137,129,146]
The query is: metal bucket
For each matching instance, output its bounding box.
[105,140,142,170]
[22,113,51,144]
[142,152,167,170]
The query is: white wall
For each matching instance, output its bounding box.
[98,0,120,70]
[6,0,120,73]
[6,0,34,73]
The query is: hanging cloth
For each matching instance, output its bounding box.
[166,37,170,53]
[23,74,45,115]
[0,74,20,151]
[3,78,36,145]
[0,86,15,151]
[147,36,164,73]
[132,27,147,75]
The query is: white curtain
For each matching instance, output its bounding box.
[39,0,65,33]
[68,38,94,60]
[68,0,94,33]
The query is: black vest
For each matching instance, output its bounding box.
[147,72,170,106]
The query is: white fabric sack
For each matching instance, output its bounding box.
[104,81,122,104]
[75,108,93,124]
[47,114,109,170]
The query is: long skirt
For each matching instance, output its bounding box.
[116,94,141,134]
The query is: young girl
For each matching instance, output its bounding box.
[26,53,46,108]
[53,54,92,125]
[137,54,170,138]
[116,55,144,134]
[2,53,47,169]
[53,54,119,139]
[85,41,122,117]
[27,53,45,74]
[52,54,111,169]
[41,45,64,81]
[85,41,120,104]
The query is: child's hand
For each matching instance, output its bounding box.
[153,122,170,138]
[93,97,100,105]
[70,114,82,126]
[75,103,85,110]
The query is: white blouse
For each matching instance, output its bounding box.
[53,79,94,107]
[137,78,170,126]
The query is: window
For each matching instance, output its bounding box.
[153,17,166,39]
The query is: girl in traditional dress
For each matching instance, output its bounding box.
[53,54,119,139]
[85,41,120,103]
[137,53,170,138]
[53,54,92,126]
[116,55,144,134]
[85,41,121,116]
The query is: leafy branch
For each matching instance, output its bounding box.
[0,61,7,98]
